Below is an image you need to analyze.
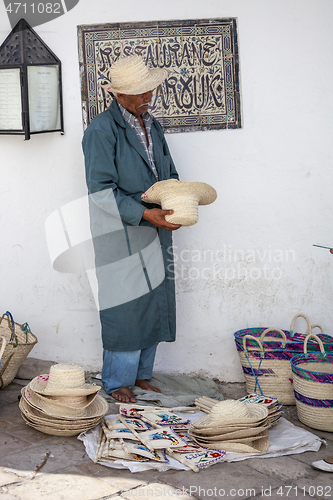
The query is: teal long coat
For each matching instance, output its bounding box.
[82,99,179,351]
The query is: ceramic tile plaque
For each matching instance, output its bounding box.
[78,18,241,133]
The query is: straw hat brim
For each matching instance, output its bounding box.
[100,67,168,95]
[189,425,269,441]
[191,404,268,429]
[19,399,102,429]
[23,385,98,411]
[142,179,217,207]
[141,179,217,226]
[21,388,108,420]
[21,413,94,436]
[196,434,270,453]
[29,374,100,396]
[192,430,270,452]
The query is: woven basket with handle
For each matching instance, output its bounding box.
[234,314,333,405]
[0,311,38,389]
[291,334,333,432]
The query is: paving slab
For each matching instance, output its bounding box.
[245,455,313,481]
[0,469,26,487]
[161,461,282,500]
[273,475,333,500]
[0,400,25,426]
[4,423,52,444]
[63,464,148,493]
[0,384,22,406]
[0,437,90,472]
[15,358,56,380]
[290,440,333,467]
[77,460,158,484]
[122,483,196,499]
[4,472,122,500]
[0,432,31,456]
[0,493,20,500]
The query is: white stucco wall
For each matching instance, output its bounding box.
[0,0,332,381]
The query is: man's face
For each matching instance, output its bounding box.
[117,90,153,118]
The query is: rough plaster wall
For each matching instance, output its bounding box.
[0,0,332,381]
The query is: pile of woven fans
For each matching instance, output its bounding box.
[191,396,282,453]
[19,364,108,436]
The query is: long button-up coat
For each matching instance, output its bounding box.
[82,99,179,351]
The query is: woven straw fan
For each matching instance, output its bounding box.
[141,179,217,226]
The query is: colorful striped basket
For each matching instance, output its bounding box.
[291,334,333,432]
[234,314,333,405]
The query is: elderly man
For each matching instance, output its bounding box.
[82,55,180,403]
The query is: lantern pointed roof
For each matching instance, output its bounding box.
[0,18,59,67]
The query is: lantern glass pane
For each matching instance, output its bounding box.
[0,68,23,130]
[28,65,61,133]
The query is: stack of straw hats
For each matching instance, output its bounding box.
[189,399,272,453]
[19,364,108,436]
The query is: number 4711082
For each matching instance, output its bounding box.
[5,3,61,14]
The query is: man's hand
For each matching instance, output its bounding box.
[142,208,181,231]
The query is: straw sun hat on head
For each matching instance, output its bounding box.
[29,363,99,396]
[100,54,168,95]
[141,179,217,226]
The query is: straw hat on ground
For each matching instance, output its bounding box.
[192,400,269,429]
[20,364,108,436]
[198,434,270,453]
[189,400,271,454]
[21,386,107,420]
[29,364,99,396]
[100,54,168,95]
[141,179,217,226]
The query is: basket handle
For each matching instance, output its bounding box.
[242,335,264,356]
[0,311,17,344]
[309,324,325,335]
[0,336,7,362]
[304,333,325,354]
[259,327,287,348]
[290,313,312,338]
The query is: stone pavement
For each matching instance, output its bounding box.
[0,381,332,500]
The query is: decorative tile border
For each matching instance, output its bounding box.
[78,18,241,133]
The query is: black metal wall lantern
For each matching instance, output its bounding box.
[0,18,64,140]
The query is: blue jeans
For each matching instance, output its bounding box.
[102,344,158,394]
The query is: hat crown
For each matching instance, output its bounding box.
[210,400,250,422]
[46,364,86,392]
[108,55,150,92]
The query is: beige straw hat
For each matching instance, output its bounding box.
[20,412,92,437]
[189,424,269,441]
[23,384,98,411]
[19,397,104,427]
[191,400,268,429]
[141,179,217,226]
[195,433,270,453]
[29,364,100,396]
[21,386,107,420]
[100,54,168,95]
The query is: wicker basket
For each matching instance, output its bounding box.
[0,312,38,389]
[291,334,333,432]
[234,314,333,405]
